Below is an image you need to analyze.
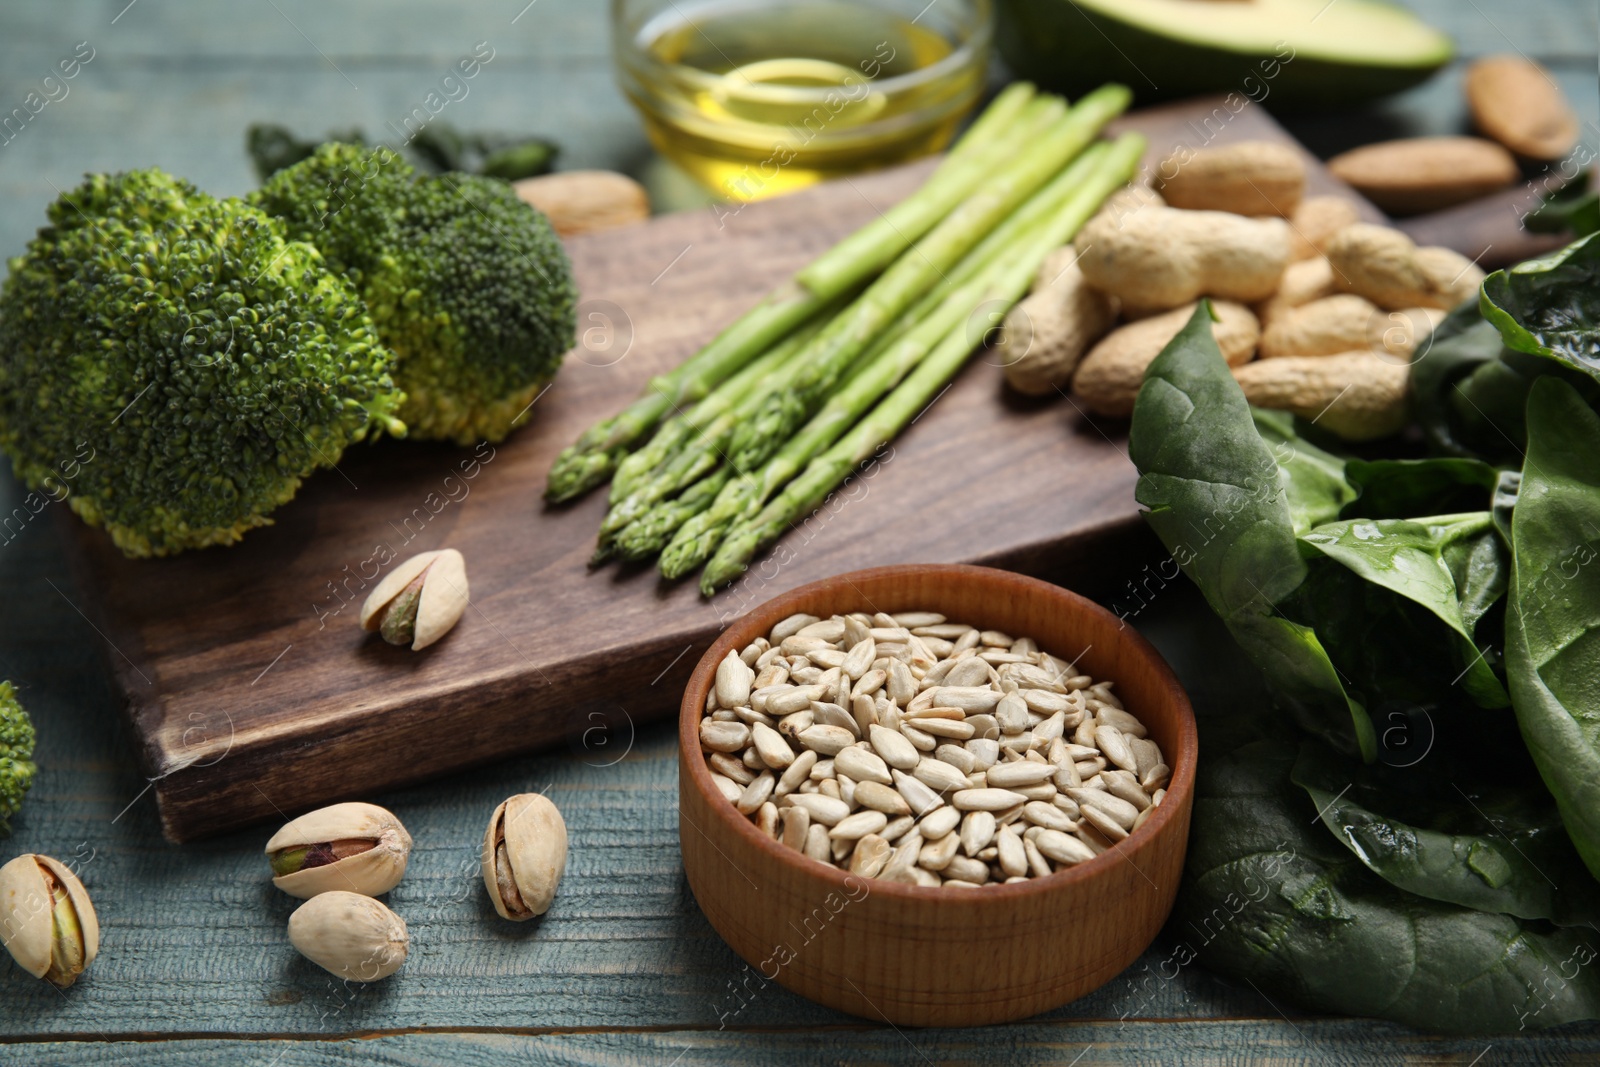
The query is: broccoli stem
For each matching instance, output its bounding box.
[543,84,1059,504]
[724,84,1132,476]
[699,133,1147,594]
[656,141,1120,579]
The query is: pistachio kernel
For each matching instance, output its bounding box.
[377,572,428,646]
[40,864,86,989]
[269,838,379,878]
[494,838,532,920]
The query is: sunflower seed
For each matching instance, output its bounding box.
[985,761,1056,789]
[960,811,996,856]
[952,788,1028,812]
[849,834,891,877]
[933,686,1002,712]
[708,752,755,785]
[892,769,943,816]
[854,780,910,815]
[700,719,750,753]
[913,758,969,795]
[943,855,990,884]
[710,773,742,804]
[786,793,850,826]
[1022,836,1053,877]
[869,724,920,770]
[834,745,892,785]
[918,832,960,871]
[776,750,818,796]
[797,724,855,756]
[1034,828,1096,866]
[830,810,888,840]
[736,772,775,814]
[918,805,961,840]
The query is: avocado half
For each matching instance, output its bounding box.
[996,0,1453,109]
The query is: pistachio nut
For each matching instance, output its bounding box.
[287,890,408,982]
[359,548,469,650]
[0,853,99,988]
[481,793,568,921]
[265,802,412,900]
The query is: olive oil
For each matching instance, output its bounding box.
[621,0,986,200]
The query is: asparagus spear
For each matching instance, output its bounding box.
[654,143,1119,577]
[700,133,1147,594]
[611,467,734,561]
[725,84,1133,475]
[544,85,1054,503]
[795,81,1040,300]
[609,313,829,504]
[598,316,832,542]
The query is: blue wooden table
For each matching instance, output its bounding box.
[2,2,1599,1063]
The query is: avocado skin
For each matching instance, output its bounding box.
[996,0,1451,110]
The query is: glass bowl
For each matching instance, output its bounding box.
[612,0,993,201]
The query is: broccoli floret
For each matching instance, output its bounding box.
[253,145,577,444]
[0,170,405,557]
[0,682,36,836]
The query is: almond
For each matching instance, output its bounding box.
[1465,55,1579,161]
[513,170,650,237]
[1327,137,1518,215]
[1156,141,1306,217]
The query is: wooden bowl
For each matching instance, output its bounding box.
[678,563,1197,1027]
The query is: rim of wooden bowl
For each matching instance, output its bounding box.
[678,562,1198,903]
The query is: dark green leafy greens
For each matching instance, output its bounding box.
[1291,742,1600,928]
[1343,456,1498,519]
[1178,734,1600,1033]
[1129,304,1373,758]
[1481,233,1600,387]
[1299,512,1508,707]
[1505,377,1600,881]
[1130,278,1600,1031]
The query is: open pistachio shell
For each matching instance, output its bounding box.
[0,853,99,988]
[481,793,568,921]
[265,802,412,899]
[358,549,469,650]
[287,890,408,982]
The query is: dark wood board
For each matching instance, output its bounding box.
[63,97,1382,842]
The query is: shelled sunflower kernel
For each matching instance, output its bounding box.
[699,611,1170,887]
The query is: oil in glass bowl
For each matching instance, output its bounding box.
[613,0,992,201]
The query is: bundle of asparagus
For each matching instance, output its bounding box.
[546,82,1145,595]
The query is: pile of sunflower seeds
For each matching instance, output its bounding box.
[698,611,1171,887]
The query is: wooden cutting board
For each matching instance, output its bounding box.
[64,97,1383,842]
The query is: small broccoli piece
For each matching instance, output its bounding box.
[0,682,36,836]
[253,146,577,444]
[0,170,405,557]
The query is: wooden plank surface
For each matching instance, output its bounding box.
[2,0,1599,1061]
[61,96,1373,844]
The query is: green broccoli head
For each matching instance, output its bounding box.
[254,148,577,444]
[248,142,414,286]
[0,682,37,836]
[0,170,405,557]
[45,169,201,234]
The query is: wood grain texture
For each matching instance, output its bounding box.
[61,97,1370,844]
[679,564,1196,1026]
[10,1022,1597,1067]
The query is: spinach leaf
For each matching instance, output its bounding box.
[1179,736,1600,1032]
[1343,457,1500,520]
[1493,469,1521,545]
[1291,742,1600,929]
[1299,513,1510,707]
[1482,233,1600,387]
[1506,377,1600,881]
[1409,304,1510,461]
[1130,305,1374,758]
[1252,408,1356,534]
